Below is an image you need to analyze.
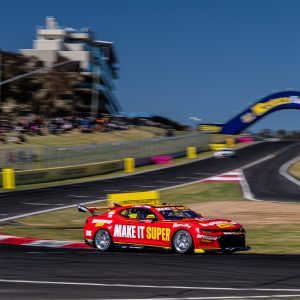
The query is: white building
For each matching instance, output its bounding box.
[21,16,121,115]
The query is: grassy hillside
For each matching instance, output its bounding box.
[0,126,168,148]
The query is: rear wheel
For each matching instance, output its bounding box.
[94,229,113,252]
[172,230,193,254]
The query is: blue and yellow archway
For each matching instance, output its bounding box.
[199,91,300,134]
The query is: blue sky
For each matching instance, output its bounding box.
[1,0,300,131]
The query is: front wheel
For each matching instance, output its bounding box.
[172,230,194,254]
[94,229,113,252]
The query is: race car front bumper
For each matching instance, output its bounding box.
[84,238,93,247]
[194,246,251,254]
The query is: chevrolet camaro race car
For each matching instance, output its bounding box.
[78,203,250,254]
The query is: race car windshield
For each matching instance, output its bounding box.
[158,208,200,220]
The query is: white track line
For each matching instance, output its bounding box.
[91,296,300,300]
[68,195,92,198]
[134,185,157,188]
[177,176,201,180]
[0,279,299,292]
[0,198,106,222]
[22,202,65,206]
[241,155,274,169]
[239,169,255,201]
[279,155,300,186]
[156,181,186,184]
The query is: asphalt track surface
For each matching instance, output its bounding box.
[0,141,299,222]
[244,142,300,202]
[1,141,300,299]
[0,244,299,300]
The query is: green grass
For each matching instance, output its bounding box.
[246,224,300,254]
[289,160,300,180]
[161,182,244,204]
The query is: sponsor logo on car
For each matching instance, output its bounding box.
[85,230,92,236]
[196,234,218,241]
[156,207,176,211]
[113,224,171,241]
[146,227,171,241]
[200,221,237,228]
[216,223,236,229]
[92,219,113,227]
[108,211,115,218]
[173,223,192,229]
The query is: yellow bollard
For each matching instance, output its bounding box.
[187,147,197,159]
[124,157,135,173]
[226,138,235,148]
[2,168,16,189]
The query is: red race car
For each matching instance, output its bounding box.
[78,203,250,254]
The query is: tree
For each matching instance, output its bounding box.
[276,129,286,137]
[0,51,42,114]
[258,129,273,138]
[31,55,82,116]
[0,51,82,116]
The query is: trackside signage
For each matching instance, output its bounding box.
[221,91,300,134]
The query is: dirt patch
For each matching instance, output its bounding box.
[189,200,300,225]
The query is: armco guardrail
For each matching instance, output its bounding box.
[0,160,123,186]
[1,132,211,171]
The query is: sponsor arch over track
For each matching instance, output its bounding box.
[199,91,300,134]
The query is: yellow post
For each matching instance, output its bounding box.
[2,168,16,189]
[187,147,197,159]
[226,138,235,148]
[124,157,135,173]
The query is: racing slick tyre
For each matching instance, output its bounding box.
[172,230,194,254]
[94,229,113,252]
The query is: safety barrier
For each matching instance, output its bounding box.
[209,138,236,151]
[151,156,173,164]
[2,168,16,189]
[124,157,135,173]
[0,160,123,186]
[186,147,197,159]
[0,133,219,188]
[1,132,211,171]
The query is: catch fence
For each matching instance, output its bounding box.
[0,132,212,171]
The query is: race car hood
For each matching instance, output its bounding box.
[170,218,242,230]
[197,218,241,230]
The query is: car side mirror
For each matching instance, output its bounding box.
[77,204,88,213]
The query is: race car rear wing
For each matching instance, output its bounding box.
[77,204,113,216]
